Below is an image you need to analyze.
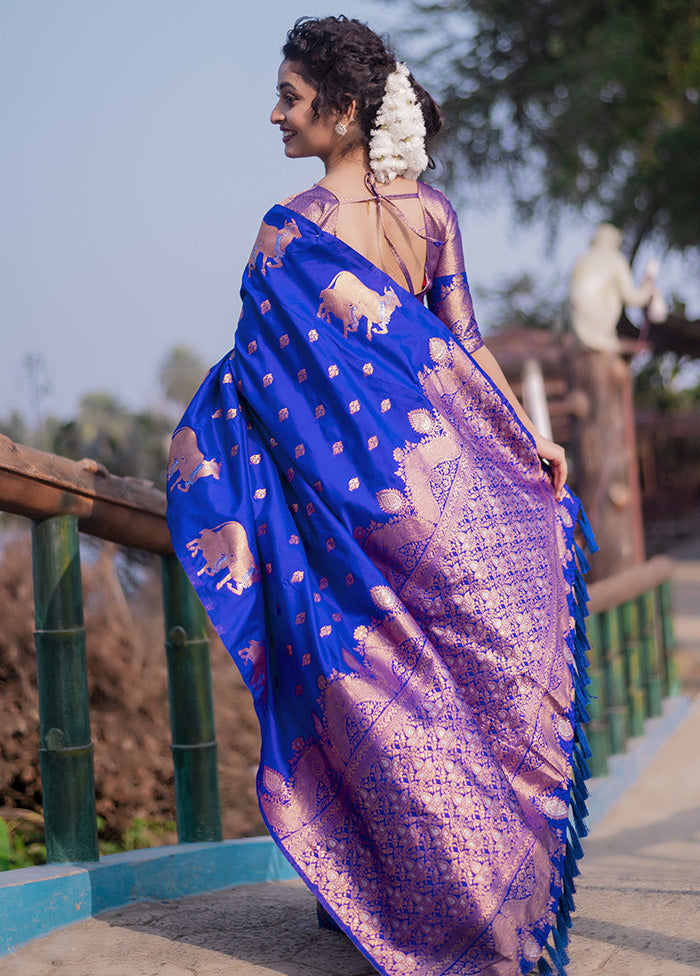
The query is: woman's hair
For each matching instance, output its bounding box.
[282,16,443,148]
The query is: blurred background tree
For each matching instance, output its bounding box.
[400,0,700,257]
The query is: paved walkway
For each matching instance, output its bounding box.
[5,544,700,976]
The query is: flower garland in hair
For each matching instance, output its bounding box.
[369,62,428,184]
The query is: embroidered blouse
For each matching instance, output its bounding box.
[280,181,484,354]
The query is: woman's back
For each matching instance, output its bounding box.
[282,176,461,300]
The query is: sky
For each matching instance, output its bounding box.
[1,1,695,424]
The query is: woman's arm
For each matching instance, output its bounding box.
[471,345,568,500]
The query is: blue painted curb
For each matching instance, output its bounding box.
[0,836,297,957]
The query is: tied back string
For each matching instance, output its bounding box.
[335,172,442,295]
[364,172,442,294]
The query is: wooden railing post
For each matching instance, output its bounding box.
[161,555,222,843]
[31,515,99,862]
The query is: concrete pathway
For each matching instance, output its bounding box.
[4,545,699,976]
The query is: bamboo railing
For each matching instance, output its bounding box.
[0,435,221,862]
[0,434,678,861]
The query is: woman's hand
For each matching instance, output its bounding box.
[534,434,568,501]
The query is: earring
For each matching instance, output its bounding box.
[334,122,348,136]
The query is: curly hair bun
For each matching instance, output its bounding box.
[282,16,442,146]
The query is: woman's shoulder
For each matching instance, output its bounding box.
[277,184,338,229]
[417,181,459,237]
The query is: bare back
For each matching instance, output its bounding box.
[318,176,428,296]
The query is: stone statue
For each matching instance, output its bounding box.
[569,223,667,352]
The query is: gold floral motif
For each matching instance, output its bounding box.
[289,534,300,545]
[308,329,319,342]
[319,577,329,589]
[370,585,399,610]
[230,445,239,457]
[295,612,306,625]
[298,368,307,383]
[306,502,315,516]
[380,398,391,412]
[278,407,289,421]
[269,437,278,448]
[313,593,321,603]
[254,488,267,500]
[429,337,449,363]
[315,405,325,419]
[280,334,289,348]
[332,441,343,455]
[249,454,261,465]
[326,538,335,551]
[286,468,294,482]
[320,625,332,637]
[313,480,323,492]
[295,444,305,458]
[363,362,374,376]
[349,399,360,414]
[265,563,271,575]
[328,364,339,378]
[345,574,354,586]
[226,408,237,419]
[256,524,266,536]
[211,408,223,419]
[260,299,271,315]
[263,373,273,387]
[348,477,360,491]
[302,653,311,665]
[368,435,378,450]
[408,408,433,433]
[376,488,404,513]
[291,570,304,583]
[247,340,257,354]
[223,372,233,383]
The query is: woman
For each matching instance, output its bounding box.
[167,16,594,976]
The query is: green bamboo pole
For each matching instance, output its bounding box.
[584,612,610,777]
[161,555,222,843]
[32,515,99,862]
[638,591,663,718]
[619,600,645,737]
[658,581,680,696]
[598,608,628,755]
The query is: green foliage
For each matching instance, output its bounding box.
[96,816,178,856]
[633,350,700,410]
[0,814,178,871]
[159,346,206,409]
[400,0,700,254]
[0,814,46,871]
[478,272,564,332]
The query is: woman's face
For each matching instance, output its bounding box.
[270,60,339,162]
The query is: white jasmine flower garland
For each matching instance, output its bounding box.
[369,62,428,184]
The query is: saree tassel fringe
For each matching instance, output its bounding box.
[538,504,595,976]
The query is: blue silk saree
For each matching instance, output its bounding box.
[166,204,595,976]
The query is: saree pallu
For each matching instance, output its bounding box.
[166,205,595,976]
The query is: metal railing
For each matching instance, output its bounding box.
[0,433,678,861]
[0,435,221,862]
